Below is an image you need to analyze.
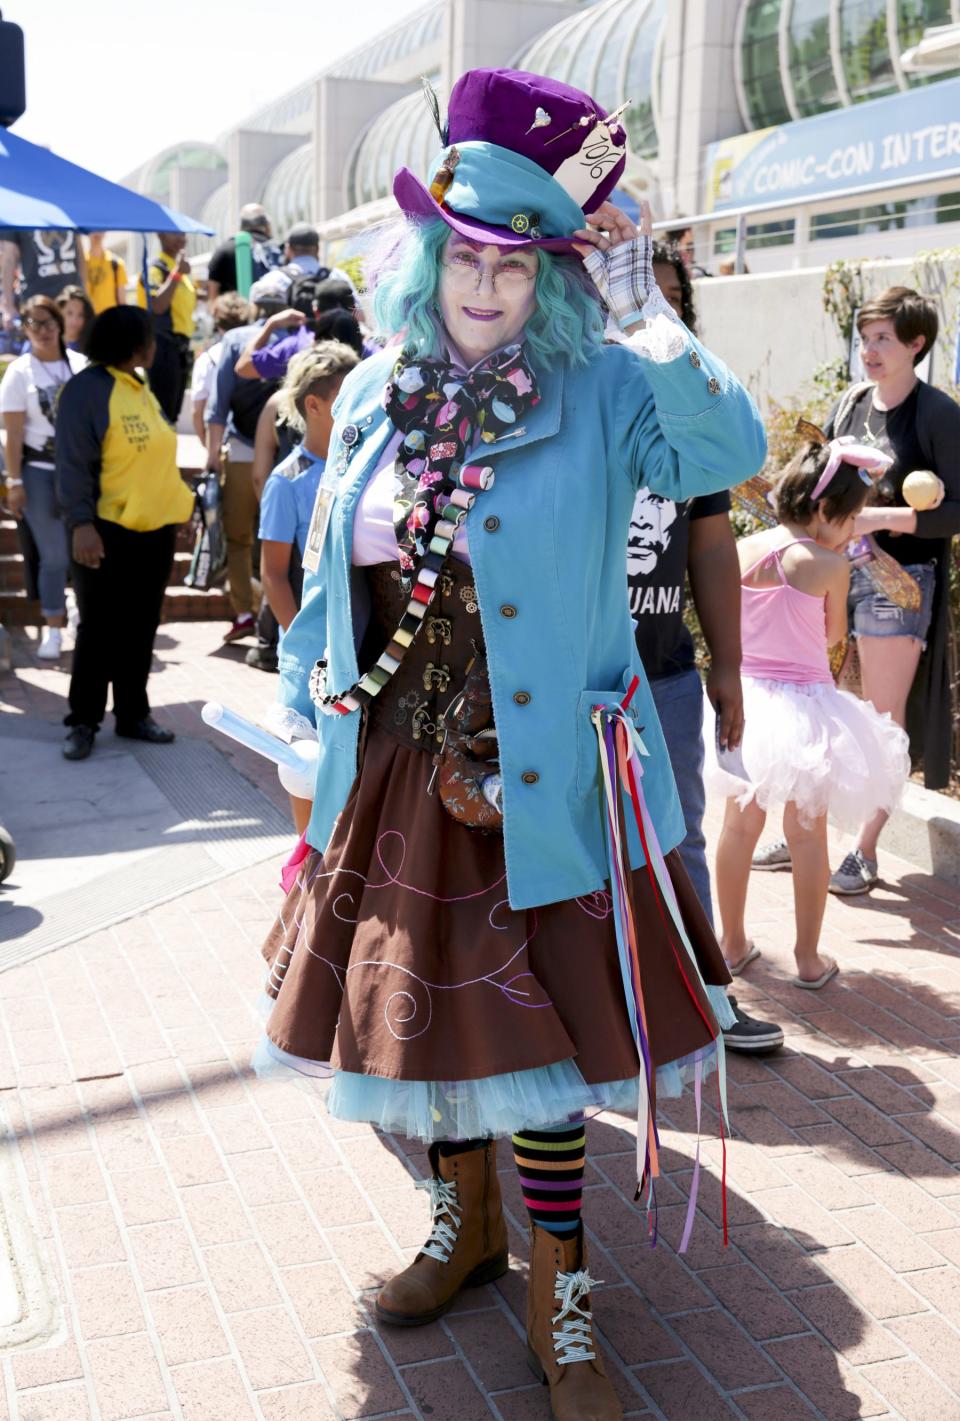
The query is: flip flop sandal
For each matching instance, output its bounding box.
[728,946,760,977]
[793,962,839,991]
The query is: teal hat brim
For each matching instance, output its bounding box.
[394,141,586,250]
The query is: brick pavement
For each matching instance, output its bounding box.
[2,622,960,1419]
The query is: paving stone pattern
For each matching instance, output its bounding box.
[3,624,960,1419]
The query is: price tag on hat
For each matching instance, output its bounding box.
[552,120,626,210]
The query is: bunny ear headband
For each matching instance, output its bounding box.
[794,419,894,502]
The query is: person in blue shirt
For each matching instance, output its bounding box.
[258,341,359,638]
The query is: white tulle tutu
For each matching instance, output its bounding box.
[707,677,910,829]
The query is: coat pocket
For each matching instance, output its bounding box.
[575,676,640,799]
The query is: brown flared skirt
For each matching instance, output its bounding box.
[262,727,730,1086]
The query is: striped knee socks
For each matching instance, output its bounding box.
[512,1121,586,1239]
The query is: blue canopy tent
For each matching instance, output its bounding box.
[0,126,212,234]
[0,126,213,313]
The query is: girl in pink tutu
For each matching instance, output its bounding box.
[710,437,910,989]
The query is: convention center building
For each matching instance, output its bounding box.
[123,0,960,272]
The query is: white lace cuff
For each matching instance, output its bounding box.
[618,286,690,364]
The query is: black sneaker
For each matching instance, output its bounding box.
[63,725,96,761]
[722,994,784,1054]
[116,717,175,744]
[245,646,279,674]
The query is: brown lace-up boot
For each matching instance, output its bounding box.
[375,1140,509,1326]
[526,1223,622,1420]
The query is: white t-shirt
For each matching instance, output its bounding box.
[0,349,87,466]
[190,341,222,414]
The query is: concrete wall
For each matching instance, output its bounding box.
[695,256,960,417]
[168,166,225,222]
[312,77,412,223]
[658,0,743,217]
[225,131,306,230]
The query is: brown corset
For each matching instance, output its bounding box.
[361,558,486,754]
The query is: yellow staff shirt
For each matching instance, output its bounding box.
[137,250,197,338]
[55,364,195,532]
[85,248,127,314]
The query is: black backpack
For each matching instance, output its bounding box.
[284,263,331,317]
[229,376,278,442]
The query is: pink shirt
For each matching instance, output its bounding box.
[352,436,472,566]
[740,538,832,686]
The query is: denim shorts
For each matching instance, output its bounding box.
[848,560,936,646]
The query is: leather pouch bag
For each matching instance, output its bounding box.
[433,652,503,832]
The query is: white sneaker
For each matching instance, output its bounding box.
[752,837,792,871]
[37,627,63,661]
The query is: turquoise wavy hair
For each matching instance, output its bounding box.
[371,219,605,369]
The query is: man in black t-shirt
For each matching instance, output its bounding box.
[628,485,783,1053]
[629,487,741,912]
[207,205,281,304]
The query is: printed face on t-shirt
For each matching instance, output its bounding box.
[626,489,679,578]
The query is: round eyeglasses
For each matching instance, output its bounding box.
[442,252,537,297]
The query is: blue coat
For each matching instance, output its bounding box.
[277,333,766,910]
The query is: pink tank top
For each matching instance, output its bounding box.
[740,538,832,686]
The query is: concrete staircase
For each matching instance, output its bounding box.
[0,517,232,626]
[0,438,232,627]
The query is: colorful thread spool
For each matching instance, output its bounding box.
[460,464,494,491]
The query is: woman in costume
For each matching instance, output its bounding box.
[260,69,766,1420]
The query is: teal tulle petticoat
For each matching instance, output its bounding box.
[252,987,733,1143]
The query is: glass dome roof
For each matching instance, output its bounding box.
[199,181,231,245]
[347,86,445,208]
[737,0,959,129]
[238,1,444,136]
[514,0,666,160]
[262,142,316,239]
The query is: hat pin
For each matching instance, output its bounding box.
[543,98,633,147]
[525,107,552,134]
[543,112,595,146]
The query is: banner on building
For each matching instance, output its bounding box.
[705,78,960,213]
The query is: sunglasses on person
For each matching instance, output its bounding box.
[24,317,57,333]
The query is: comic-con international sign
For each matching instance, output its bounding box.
[705,77,960,212]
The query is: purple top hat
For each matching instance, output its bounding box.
[393,68,629,252]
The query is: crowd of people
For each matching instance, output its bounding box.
[0,208,366,695]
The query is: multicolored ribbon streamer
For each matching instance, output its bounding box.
[591,677,730,1248]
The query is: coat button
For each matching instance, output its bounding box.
[708,375,721,395]
[513,690,531,705]
[521,771,539,785]
[483,515,500,532]
[689,351,701,368]
[500,604,517,619]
